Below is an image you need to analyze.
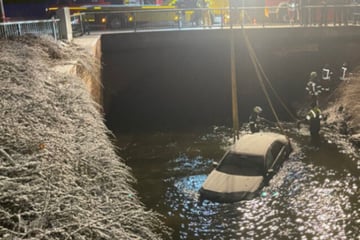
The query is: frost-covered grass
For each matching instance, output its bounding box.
[0,35,170,240]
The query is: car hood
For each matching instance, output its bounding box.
[201,170,264,194]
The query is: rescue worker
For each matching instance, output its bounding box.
[321,64,332,91]
[306,101,323,137]
[339,62,350,81]
[248,106,271,133]
[305,71,323,104]
[321,64,332,81]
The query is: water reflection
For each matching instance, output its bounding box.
[115,125,359,240]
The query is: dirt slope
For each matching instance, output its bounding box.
[321,68,360,147]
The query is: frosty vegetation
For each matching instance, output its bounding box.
[0,35,170,239]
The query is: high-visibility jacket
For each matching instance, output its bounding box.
[306,80,323,96]
[322,67,331,80]
[306,107,321,120]
[306,107,322,136]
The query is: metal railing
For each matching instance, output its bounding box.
[0,4,359,39]
[0,18,60,40]
[80,4,360,32]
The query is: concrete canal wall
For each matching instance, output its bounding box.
[99,27,360,131]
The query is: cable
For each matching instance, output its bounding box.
[251,45,299,122]
[242,30,289,136]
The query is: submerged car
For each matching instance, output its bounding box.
[199,132,292,203]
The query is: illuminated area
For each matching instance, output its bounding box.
[103,29,359,238]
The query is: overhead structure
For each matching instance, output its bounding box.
[0,0,5,22]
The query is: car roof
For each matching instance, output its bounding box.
[229,132,288,157]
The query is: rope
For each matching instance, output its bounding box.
[243,31,298,122]
[242,30,289,136]
[251,49,299,122]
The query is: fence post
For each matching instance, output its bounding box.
[4,23,7,39]
[56,7,73,41]
[17,23,21,36]
[80,13,84,35]
[51,17,58,41]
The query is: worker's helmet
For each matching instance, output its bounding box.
[253,106,262,114]
[310,71,317,78]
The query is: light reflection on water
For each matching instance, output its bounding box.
[116,125,359,240]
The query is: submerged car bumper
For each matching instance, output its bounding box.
[199,187,260,203]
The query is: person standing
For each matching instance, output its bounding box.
[321,64,332,91]
[288,0,298,24]
[305,71,323,104]
[305,102,323,144]
[321,64,332,81]
[296,101,323,146]
[248,106,264,133]
[339,62,350,81]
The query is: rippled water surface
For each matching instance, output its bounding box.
[115,125,359,240]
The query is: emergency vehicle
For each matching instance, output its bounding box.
[47,0,188,29]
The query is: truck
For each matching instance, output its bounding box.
[47,0,189,29]
[46,0,272,30]
[45,0,295,30]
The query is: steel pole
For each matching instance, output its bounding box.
[0,0,5,22]
[230,29,239,141]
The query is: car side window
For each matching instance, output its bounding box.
[265,151,273,170]
[268,142,283,167]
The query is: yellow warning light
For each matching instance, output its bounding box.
[101,17,106,23]
[174,15,179,21]
[128,16,134,22]
[224,14,230,23]
[94,6,102,10]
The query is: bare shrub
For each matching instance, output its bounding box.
[0,35,170,239]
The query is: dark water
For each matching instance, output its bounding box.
[115,125,359,240]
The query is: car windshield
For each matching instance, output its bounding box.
[216,152,264,176]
